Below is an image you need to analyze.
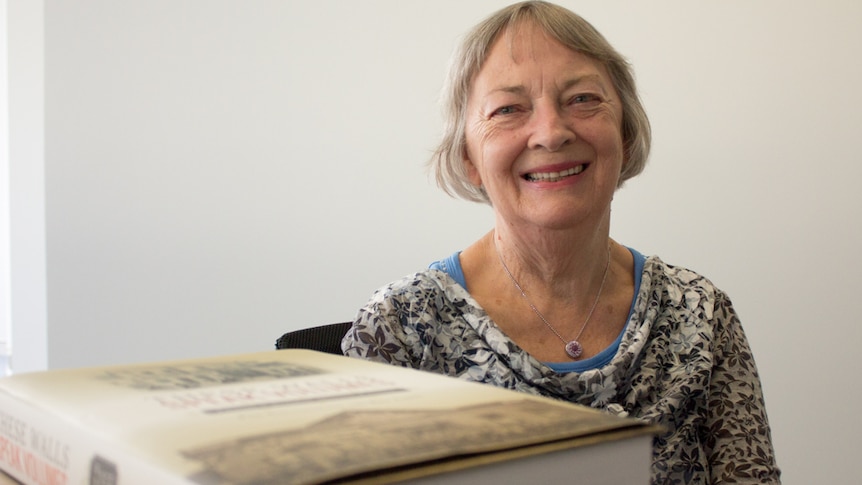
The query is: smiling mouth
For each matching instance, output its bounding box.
[524,164,586,182]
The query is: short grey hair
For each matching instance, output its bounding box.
[429,1,651,203]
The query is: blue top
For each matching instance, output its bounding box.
[429,247,646,373]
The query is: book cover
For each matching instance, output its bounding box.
[0,350,657,484]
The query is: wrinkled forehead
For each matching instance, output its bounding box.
[497,20,562,60]
[470,21,613,95]
[475,20,597,84]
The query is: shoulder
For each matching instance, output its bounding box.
[346,269,481,367]
[643,255,719,293]
[640,255,727,319]
[366,269,460,305]
[359,268,478,326]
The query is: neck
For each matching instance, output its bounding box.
[489,216,612,301]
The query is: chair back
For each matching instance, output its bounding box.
[275,322,352,355]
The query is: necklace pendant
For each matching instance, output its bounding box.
[565,340,584,359]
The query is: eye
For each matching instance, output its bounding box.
[492,105,518,116]
[570,93,601,105]
[565,93,605,116]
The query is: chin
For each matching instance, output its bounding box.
[532,205,609,232]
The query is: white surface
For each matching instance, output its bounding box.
[411,434,652,485]
[6,1,860,483]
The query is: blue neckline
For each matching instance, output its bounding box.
[545,248,644,373]
[429,247,646,373]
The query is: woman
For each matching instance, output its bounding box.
[343,1,780,483]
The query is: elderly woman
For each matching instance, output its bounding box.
[342,1,780,483]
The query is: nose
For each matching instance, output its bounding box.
[527,105,575,152]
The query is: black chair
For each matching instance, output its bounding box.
[275,322,353,355]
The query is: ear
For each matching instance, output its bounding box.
[463,151,483,188]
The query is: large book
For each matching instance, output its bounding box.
[0,350,658,485]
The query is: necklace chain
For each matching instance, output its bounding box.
[495,242,611,360]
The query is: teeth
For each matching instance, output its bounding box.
[525,165,585,182]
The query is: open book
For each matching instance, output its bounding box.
[0,350,658,484]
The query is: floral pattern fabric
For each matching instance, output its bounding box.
[342,255,780,484]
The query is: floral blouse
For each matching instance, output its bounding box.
[342,255,780,484]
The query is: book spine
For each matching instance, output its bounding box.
[0,390,183,485]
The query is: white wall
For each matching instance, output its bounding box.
[9,1,862,483]
[6,0,47,374]
[0,0,8,375]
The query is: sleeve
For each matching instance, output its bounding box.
[704,291,781,483]
[341,283,423,369]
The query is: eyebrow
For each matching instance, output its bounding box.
[484,74,607,98]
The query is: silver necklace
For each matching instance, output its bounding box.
[496,242,611,360]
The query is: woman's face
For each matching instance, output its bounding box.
[464,23,625,233]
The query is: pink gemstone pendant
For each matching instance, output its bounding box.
[565,340,584,359]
